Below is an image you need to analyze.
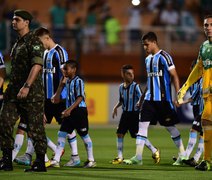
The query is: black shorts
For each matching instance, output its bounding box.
[45,99,66,124]
[140,100,179,126]
[117,111,139,138]
[60,107,89,136]
[192,105,203,135]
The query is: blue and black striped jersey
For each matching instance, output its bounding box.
[190,78,204,114]
[144,50,175,102]
[119,82,142,111]
[66,75,86,108]
[43,44,68,99]
[0,52,5,95]
[0,52,5,69]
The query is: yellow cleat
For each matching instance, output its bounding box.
[152,148,160,164]
[45,160,51,168]
[111,157,123,164]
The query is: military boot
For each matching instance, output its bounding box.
[0,148,13,171]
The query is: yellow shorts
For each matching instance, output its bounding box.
[202,95,212,121]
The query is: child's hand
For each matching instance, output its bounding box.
[61,108,71,118]
[112,108,117,119]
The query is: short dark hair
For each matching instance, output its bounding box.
[64,60,78,70]
[142,32,157,42]
[34,27,51,37]
[204,14,212,19]
[121,64,133,73]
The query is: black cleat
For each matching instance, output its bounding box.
[183,157,198,167]
[195,160,210,171]
[0,161,13,171]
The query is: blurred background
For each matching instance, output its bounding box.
[1,0,211,124]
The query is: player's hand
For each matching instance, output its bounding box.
[174,100,181,107]
[112,108,117,119]
[61,108,71,118]
[17,87,30,99]
[51,93,60,104]
[177,89,186,105]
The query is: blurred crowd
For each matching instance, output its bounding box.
[0,0,212,55]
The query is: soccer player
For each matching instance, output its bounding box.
[111,64,160,165]
[179,77,204,167]
[14,27,79,167]
[177,14,212,171]
[124,32,185,166]
[0,52,6,108]
[175,60,204,167]
[0,9,47,172]
[51,60,96,168]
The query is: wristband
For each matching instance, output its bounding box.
[23,82,31,88]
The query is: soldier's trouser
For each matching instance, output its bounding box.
[0,101,47,154]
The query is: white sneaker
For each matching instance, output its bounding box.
[64,156,81,167]
[83,160,96,168]
[50,159,60,168]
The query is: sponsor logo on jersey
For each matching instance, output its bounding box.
[147,70,163,77]
[203,59,212,67]
[43,67,56,73]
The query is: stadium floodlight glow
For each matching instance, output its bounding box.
[131,0,140,6]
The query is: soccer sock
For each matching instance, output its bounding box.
[12,134,24,161]
[145,139,157,154]
[26,138,35,156]
[136,121,150,161]
[203,128,212,162]
[54,131,67,162]
[193,136,204,162]
[47,137,57,152]
[81,134,94,161]
[67,131,78,156]
[117,137,123,159]
[45,154,49,162]
[166,126,185,155]
[136,136,146,161]
[185,131,197,159]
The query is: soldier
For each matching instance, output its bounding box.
[0,10,47,172]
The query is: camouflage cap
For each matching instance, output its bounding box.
[14,9,33,21]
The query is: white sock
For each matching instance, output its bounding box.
[166,126,185,155]
[81,134,94,161]
[12,134,24,161]
[136,136,146,161]
[67,131,78,156]
[145,139,157,154]
[54,131,67,162]
[45,154,49,162]
[117,137,123,159]
[26,138,35,156]
[185,131,197,158]
[47,137,57,152]
[193,136,204,162]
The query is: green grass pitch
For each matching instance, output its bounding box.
[0,125,211,180]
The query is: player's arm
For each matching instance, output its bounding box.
[177,60,202,104]
[136,86,147,108]
[112,101,122,119]
[174,98,192,107]
[61,96,83,118]
[169,68,180,93]
[17,64,42,99]
[51,77,66,104]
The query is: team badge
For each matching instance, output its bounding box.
[33,45,40,51]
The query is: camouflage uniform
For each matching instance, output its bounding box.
[0,31,47,155]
